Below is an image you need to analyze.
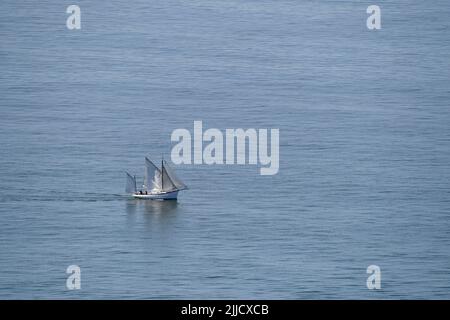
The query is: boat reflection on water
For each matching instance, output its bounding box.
[143,199,178,215]
[126,198,178,214]
[125,198,179,228]
[125,199,139,216]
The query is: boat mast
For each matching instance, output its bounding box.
[161,155,164,190]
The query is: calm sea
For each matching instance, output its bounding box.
[0,0,449,299]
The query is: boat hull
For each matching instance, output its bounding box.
[132,190,178,200]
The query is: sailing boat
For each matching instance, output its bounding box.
[125,157,188,200]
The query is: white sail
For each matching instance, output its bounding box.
[125,172,136,194]
[144,157,161,191]
[161,162,177,192]
[152,170,162,191]
[163,160,188,190]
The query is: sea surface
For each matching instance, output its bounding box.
[0,0,449,299]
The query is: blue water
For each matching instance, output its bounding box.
[1,0,449,299]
